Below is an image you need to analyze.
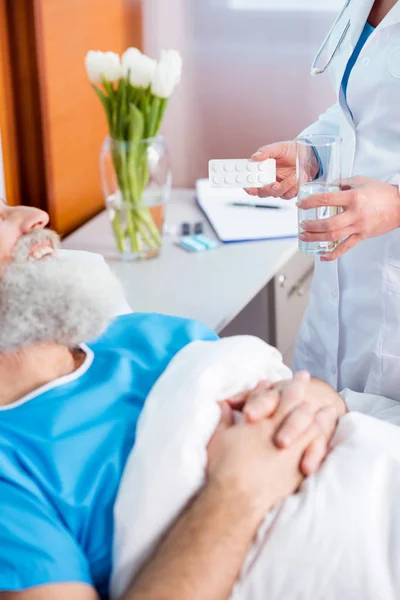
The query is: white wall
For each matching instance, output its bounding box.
[229,0,343,11]
[0,132,6,201]
[143,0,337,188]
[142,0,198,190]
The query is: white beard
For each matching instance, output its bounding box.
[0,230,123,353]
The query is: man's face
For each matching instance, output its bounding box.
[0,201,122,354]
[0,199,50,262]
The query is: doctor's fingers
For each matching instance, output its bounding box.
[256,185,282,199]
[297,189,354,211]
[251,141,293,162]
[340,175,372,190]
[300,226,355,244]
[244,187,259,197]
[320,234,362,262]
[300,210,353,234]
[281,186,298,200]
[257,173,297,199]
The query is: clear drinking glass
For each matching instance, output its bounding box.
[296,135,341,255]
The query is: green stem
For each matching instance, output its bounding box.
[111,210,125,253]
[110,137,163,254]
[135,207,162,247]
[119,146,139,253]
[135,215,157,249]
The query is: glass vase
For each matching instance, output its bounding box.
[100,135,172,260]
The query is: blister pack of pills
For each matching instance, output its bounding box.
[208,159,276,188]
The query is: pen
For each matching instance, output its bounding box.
[228,202,281,210]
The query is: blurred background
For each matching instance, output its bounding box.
[0,0,340,236]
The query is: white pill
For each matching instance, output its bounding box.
[247,174,258,184]
[246,162,255,172]
[235,162,245,172]
[236,174,247,185]
[225,175,235,185]
[212,163,222,173]
[213,176,222,185]
[258,161,269,171]
[224,163,235,172]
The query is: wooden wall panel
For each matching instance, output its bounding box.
[0,0,21,206]
[33,0,143,235]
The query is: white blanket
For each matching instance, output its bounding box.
[111,336,400,600]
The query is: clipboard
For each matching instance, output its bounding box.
[195,179,298,243]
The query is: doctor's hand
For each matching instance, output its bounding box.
[245,141,319,200]
[298,176,400,261]
[227,373,347,477]
[245,141,297,199]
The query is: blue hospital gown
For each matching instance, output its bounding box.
[0,313,217,596]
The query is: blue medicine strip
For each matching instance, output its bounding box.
[194,235,219,250]
[179,236,205,252]
[177,235,219,253]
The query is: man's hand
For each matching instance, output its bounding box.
[207,397,322,522]
[228,373,347,477]
[298,176,400,261]
[128,395,323,600]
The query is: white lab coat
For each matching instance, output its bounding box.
[293,0,400,401]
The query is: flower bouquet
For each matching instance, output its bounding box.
[85,48,182,259]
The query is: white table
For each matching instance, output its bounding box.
[63,188,300,334]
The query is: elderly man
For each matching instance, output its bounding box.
[0,200,369,600]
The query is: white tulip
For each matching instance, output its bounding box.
[151,49,183,99]
[122,48,157,88]
[85,51,123,84]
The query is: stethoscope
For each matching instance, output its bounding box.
[311,0,352,76]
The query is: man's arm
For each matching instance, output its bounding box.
[0,585,99,600]
[124,480,261,600]
[124,401,321,600]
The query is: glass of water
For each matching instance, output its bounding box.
[296,135,341,255]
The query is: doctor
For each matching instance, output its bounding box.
[248,0,400,401]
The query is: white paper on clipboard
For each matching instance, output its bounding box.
[195,179,298,243]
